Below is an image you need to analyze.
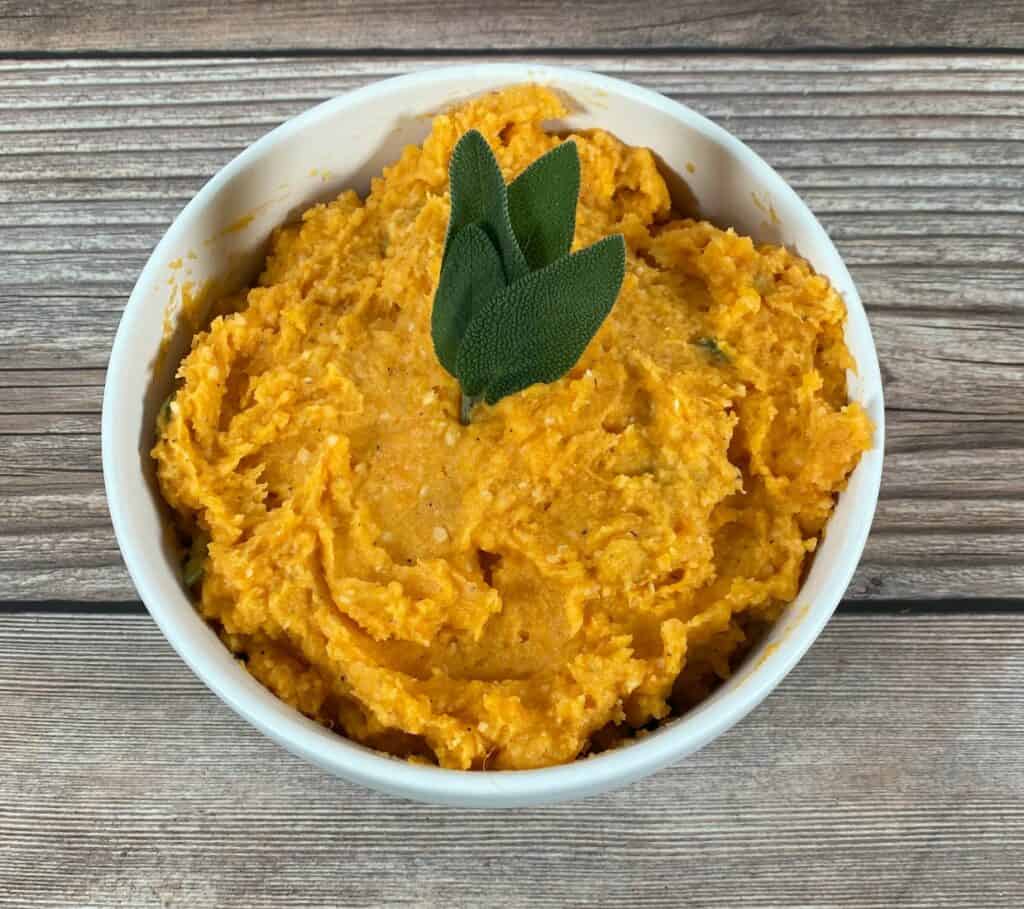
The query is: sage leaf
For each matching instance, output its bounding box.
[156,391,175,434]
[455,235,626,404]
[694,336,730,363]
[434,130,629,423]
[507,140,580,270]
[432,223,506,376]
[183,531,210,587]
[445,129,528,282]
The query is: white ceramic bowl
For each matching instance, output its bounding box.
[103,64,884,807]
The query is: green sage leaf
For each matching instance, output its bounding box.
[507,140,581,270]
[432,223,506,376]
[445,129,528,282]
[183,531,210,587]
[694,336,730,363]
[455,235,626,404]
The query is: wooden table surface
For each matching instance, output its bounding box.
[2,3,1023,906]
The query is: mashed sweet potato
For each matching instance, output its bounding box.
[153,85,871,770]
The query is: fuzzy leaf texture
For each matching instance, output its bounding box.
[455,235,627,403]
[432,224,507,375]
[507,140,581,271]
[445,129,528,282]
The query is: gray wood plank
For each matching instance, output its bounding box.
[2,0,1024,52]
[0,54,1022,602]
[0,610,1022,907]
[2,54,1023,362]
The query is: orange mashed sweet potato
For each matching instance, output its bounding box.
[153,85,871,770]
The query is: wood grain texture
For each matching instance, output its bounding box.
[3,0,1024,53]
[2,8,1023,905]
[0,610,1022,907]
[2,54,1023,601]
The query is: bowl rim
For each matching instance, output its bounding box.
[103,62,884,807]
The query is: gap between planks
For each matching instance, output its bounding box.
[3,598,1024,616]
[5,45,1024,62]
